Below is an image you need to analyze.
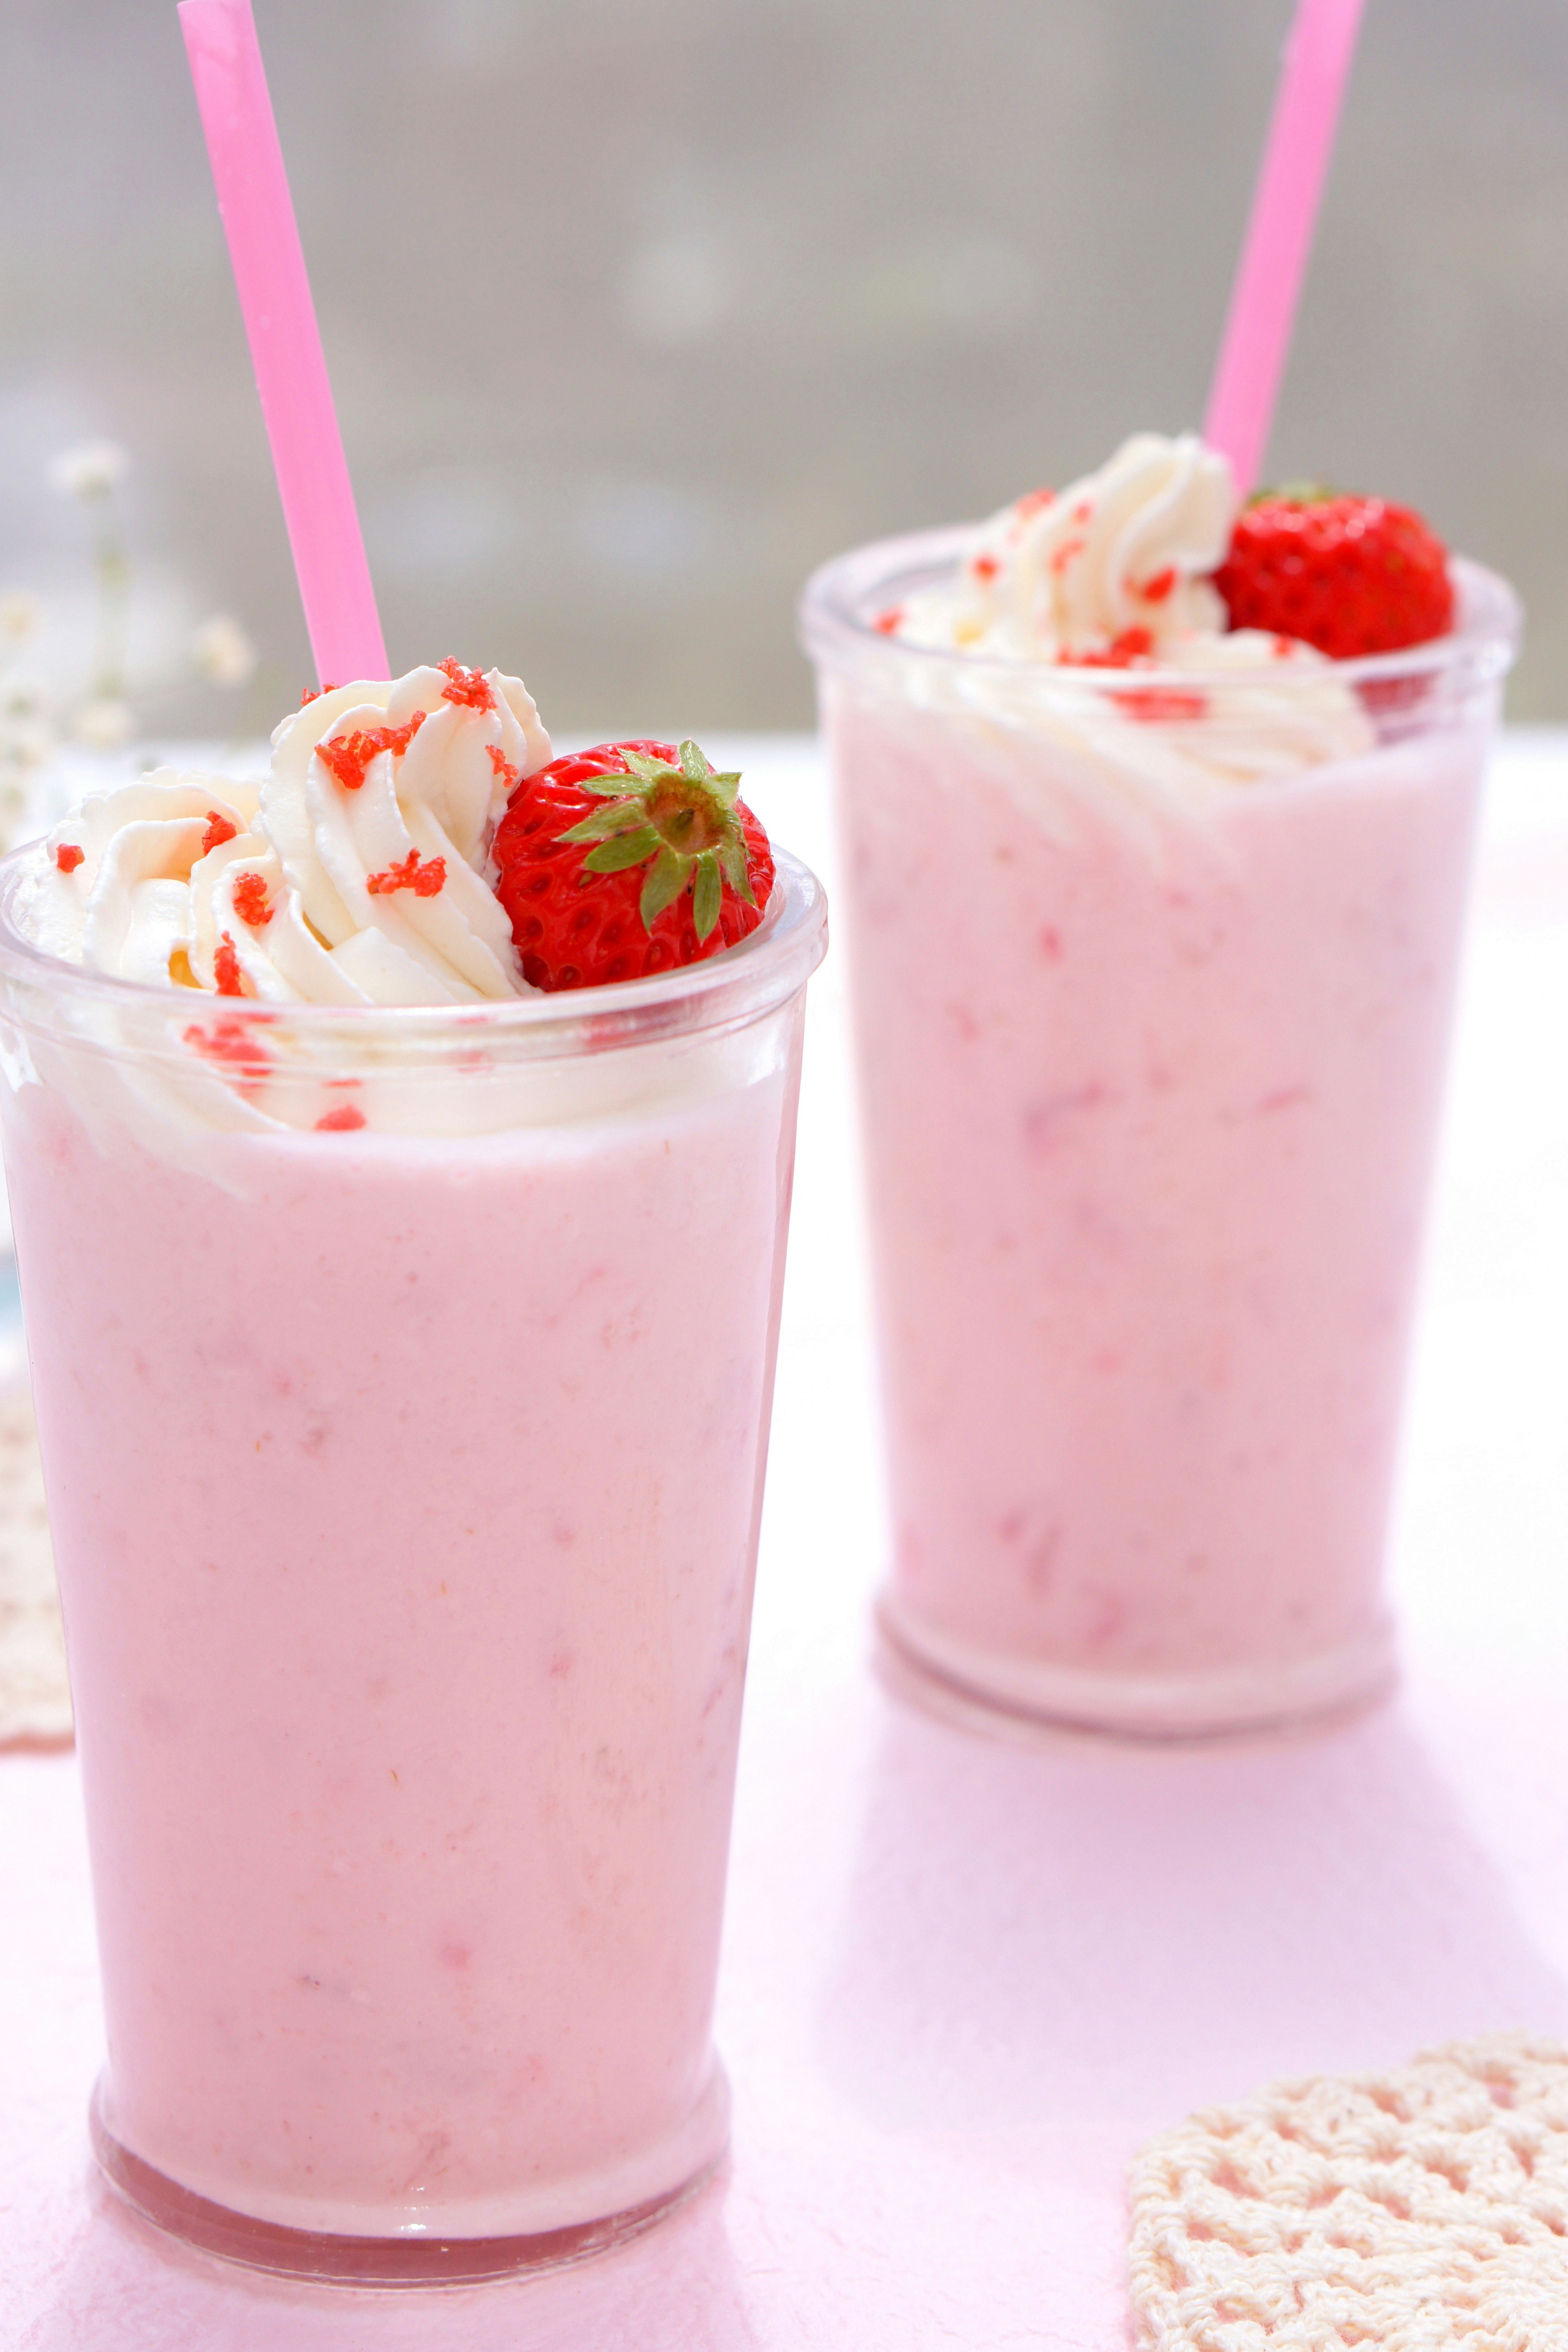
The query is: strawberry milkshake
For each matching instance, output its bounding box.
[0,665,825,2276]
[802,435,1517,1738]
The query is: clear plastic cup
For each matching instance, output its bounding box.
[0,845,825,2281]
[802,532,1517,1739]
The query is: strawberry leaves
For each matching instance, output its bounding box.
[580,825,661,871]
[692,853,723,940]
[491,738,776,991]
[640,845,690,926]
[554,739,755,942]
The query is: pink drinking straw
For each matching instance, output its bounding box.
[1203,0,1367,497]
[179,0,388,685]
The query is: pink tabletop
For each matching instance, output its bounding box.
[6,732,1568,2349]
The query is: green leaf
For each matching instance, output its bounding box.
[557,802,643,843]
[718,836,756,903]
[678,739,714,784]
[582,771,648,799]
[692,850,722,941]
[620,750,674,787]
[582,826,660,874]
[639,846,690,930]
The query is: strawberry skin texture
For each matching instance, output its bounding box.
[492,739,775,992]
[1215,495,1455,659]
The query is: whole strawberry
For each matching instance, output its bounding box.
[492,738,775,992]
[1215,492,1454,659]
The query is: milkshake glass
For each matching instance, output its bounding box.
[0,842,824,2280]
[802,527,1516,1738]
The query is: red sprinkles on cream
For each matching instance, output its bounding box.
[201,812,238,855]
[212,933,245,996]
[437,658,494,711]
[316,713,425,792]
[365,849,446,900]
[1110,684,1209,724]
[1058,627,1157,668]
[182,1016,270,1075]
[54,843,85,874]
[232,872,273,928]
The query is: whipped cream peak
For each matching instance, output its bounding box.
[32,664,552,1006]
[849,433,1379,800]
[898,432,1238,663]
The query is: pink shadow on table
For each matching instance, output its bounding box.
[819,1699,1568,2135]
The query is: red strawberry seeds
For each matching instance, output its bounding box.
[1215,493,1454,660]
[492,740,775,992]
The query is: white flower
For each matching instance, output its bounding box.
[74,698,134,750]
[49,440,129,499]
[0,591,41,644]
[192,612,258,688]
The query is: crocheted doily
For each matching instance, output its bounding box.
[1129,2034,1568,2350]
[0,1381,71,1745]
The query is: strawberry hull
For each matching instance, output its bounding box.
[0,851,825,2274]
[803,532,1518,1739]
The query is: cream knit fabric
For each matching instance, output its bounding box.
[1129,2034,1568,2350]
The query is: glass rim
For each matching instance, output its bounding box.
[797,524,1521,695]
[0,840,827,1062]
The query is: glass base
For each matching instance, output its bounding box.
[876,1591,1398,1744]
[89,2072,727,2287]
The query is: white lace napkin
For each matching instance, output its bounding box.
[1130,2034,1568,2349]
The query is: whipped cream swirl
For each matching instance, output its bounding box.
[898,434,1239,662]
[882,433,1374,794]
[29,664,550,1004]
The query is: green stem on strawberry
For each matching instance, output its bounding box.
[556,740,756,942]
[491,735,776,991]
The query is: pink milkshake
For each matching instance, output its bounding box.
[801,437,1517,1738]
[0,668,825,2276]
